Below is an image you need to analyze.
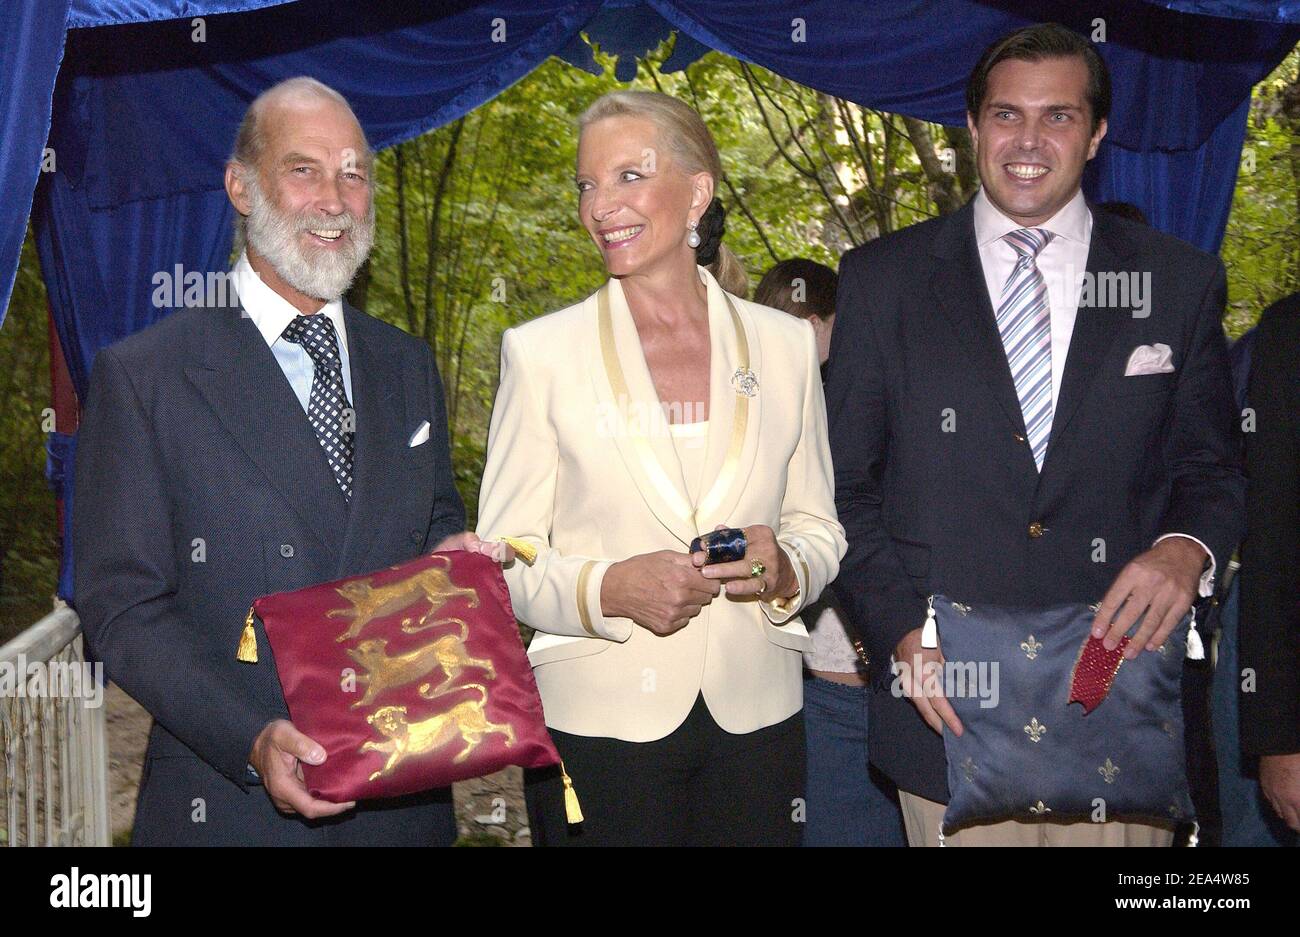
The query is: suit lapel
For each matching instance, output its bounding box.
[1045,211,1134,457]
[931,202,1035,448]
[591,277,697,547]
[183,303,348,558]
[338,303,406,573]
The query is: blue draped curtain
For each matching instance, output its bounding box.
[1,0,1297,598]
[0,0,71,340]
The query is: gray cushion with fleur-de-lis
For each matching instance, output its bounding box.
[931,595,1194,835]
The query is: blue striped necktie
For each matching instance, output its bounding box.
[997,228,1056,470]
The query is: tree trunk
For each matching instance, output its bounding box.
[394,143,418,334]
[421,117,467,361]
[902,116,970,215]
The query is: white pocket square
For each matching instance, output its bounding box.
[1124,343,1175,376]
[408,420,430,447]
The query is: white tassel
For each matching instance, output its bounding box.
[1186,608,1204,660]
[921,595,938,649]
[937,824,946,847]
[1187,821,1200,847]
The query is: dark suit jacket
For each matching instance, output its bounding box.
[72,300,465,845]
[826,199,1245,803]
[1240,292,1300,756]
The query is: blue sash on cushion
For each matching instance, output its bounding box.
[929,595,1194,836]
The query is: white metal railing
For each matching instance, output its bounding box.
[0,601,109,846]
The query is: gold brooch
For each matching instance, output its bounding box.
[1099,758,1120,784]
[1021,634,1042,660]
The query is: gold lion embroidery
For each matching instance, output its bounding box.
[328,554,480,642]
[361,685,516,781]
[345,619,497,709]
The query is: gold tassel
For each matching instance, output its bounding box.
[499,536,538,566]
[236,607,258,663]
[560,761,583,824]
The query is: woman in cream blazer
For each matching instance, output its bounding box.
[476,91,845,846]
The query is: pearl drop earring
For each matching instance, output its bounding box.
[686,219,701,248]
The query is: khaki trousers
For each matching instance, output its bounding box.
[900,792,1176,847]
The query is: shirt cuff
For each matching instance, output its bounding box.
[760,540,810,625]
[1153,533,1216,597]
[577,559,633,642]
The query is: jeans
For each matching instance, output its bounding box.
[802,674,907,846]
[1210,579,1297,847]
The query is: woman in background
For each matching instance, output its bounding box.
[755,258,905,847]
[476,92,845,846]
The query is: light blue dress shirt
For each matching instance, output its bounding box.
[233,253,353,409]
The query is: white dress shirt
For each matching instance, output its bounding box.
[972,189,1214,596]
[232,252,353,411]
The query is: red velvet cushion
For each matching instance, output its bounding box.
[252,550,559,802]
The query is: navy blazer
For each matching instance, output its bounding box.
[826,200,1245,803]
[72,300,464,845]
[1240,293,1300,757]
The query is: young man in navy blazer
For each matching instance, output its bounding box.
[827,24,1244,846]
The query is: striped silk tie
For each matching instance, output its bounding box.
[996,228,1056,470]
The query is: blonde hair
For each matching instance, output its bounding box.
[578,91,748,298]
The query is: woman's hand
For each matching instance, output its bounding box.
[601,550,721,636]
[693,525,797,599]
[433,531,515,563]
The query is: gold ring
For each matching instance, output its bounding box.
[750,560,766,578]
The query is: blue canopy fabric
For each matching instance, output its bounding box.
[1,0,71,346]
[1,0,1297,601]
[66,0,297,29]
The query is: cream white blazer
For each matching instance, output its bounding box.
[476,266,846,740]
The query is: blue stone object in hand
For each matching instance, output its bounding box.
[689,528,748,564]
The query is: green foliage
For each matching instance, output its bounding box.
[1222,49,1300,339]
[0,230,58,643]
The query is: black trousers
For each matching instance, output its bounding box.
[526,694,806,846]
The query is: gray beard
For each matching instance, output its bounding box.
[242,174,375,301]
